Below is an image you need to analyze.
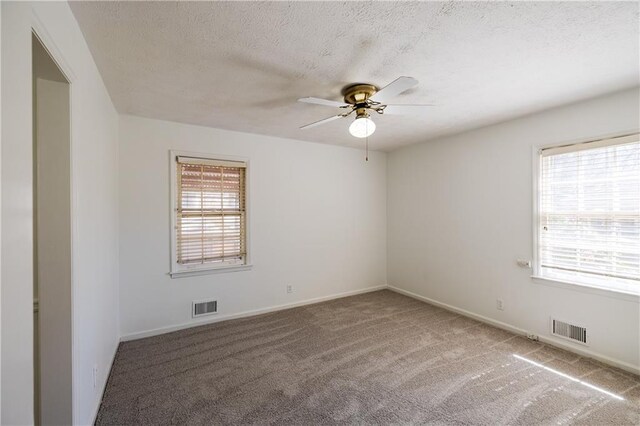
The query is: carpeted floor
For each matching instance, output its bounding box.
[96,290,640,425]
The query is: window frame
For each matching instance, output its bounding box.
[531,132,640,298]
[169,150,252,278]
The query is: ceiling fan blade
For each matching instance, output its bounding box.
[298,97,348,108]
[382,104,435,115]
[299,114,343,130]
[371,77,418,103]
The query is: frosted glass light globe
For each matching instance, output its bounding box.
[349,116,376,138]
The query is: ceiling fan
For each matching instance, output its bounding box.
[298,77,433,138]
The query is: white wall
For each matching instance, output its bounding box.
[1,3,34,423]
[0,1,3,419]
[388,88,640,372]
[1,2,119,424]
[118,115,387,339]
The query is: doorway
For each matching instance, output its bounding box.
[32,33,72,425]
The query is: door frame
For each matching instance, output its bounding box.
[31,10,77,424]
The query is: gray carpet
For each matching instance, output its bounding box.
[96,290,640,425]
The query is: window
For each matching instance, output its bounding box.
[536,134,639,294]
[171,154,248,275]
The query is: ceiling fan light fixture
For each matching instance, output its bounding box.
[349,115,376,138]
[299,77,429,141]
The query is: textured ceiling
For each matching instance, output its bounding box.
[70,1,639,151]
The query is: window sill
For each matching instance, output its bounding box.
[170,264,253,279]
[531,275,640,302]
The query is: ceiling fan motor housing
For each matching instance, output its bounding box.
[341,83,378,105]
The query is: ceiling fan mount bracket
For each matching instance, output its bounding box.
[341,83,378,105]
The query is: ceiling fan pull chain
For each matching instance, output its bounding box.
[366,134,369,162]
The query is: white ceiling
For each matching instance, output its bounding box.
[70,1,639,151]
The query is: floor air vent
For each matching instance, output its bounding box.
[551,318,587,345]
[193,300,217,318]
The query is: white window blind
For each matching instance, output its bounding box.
[175,156,246,269]
[538,134,639,292]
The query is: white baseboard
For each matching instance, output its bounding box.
[91,340,119,425]
[118,283,638,376]
[388,285,640,376]
[120,285,388,342]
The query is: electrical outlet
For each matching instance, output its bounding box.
[496,299,504,311]
[526,333,539,341]
[286,285,293,294]
[516,259,532,268]
[92,364,98,389]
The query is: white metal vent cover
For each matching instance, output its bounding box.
[551,317,587,345]
[193,299,218,318]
